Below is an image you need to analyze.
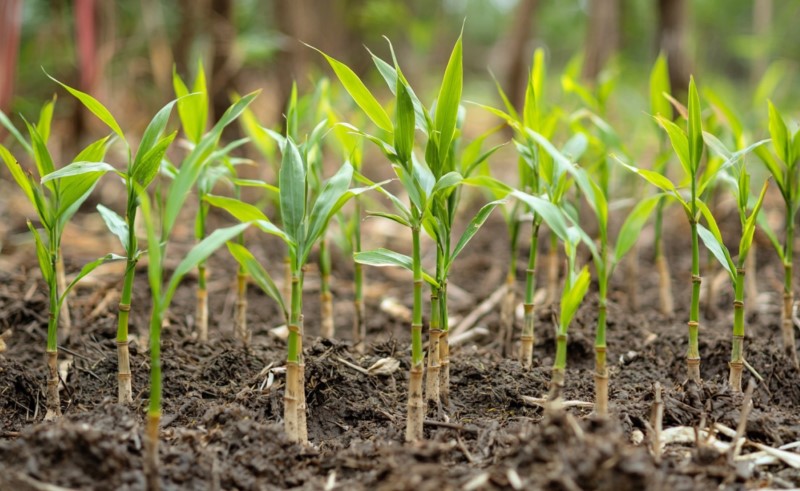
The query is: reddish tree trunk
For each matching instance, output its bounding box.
[0,0,22,114]
[582,0,620,82]
[657,0,691,100]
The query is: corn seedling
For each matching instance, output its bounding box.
[209,129,369,444]
[135,91,258,489]
[698,131,771,391]
[47,77,179,404]
[754,102,800,368]
[0,95,123,419]
[617,77,714,384]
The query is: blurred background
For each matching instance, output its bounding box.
[1,0,799,150]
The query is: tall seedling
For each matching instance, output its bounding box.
[207,136,368,444]
[136,91,258,489]
[618,77,710,384]
[0,97,122,419]
[47,78,178,403]
[755,102,800,368]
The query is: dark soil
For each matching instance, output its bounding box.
[1,204,799,490]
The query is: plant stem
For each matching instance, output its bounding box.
[195,199,209,341]
[319,236,334,339]
[550,324,568,401]
[426,288,441,411]
[56,250,71,341]
[545,232,559,306]
[782,210,798,368]
[116,202,138,404]
[285,268,303,442]
[45,230,61,420]
[688,219,702,384]
[654,199,674,315]
[520,222,540,368]
[501,228,518,357]
[352,199,365,353]
[406,225,424,442]
[235,267,248,343]
[438,281,450,407]
[729,267,745,392]
[145,303,163,491]
[594,289,608,416]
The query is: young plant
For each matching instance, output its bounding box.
[316,31,500,437]
[208,134,368,444]
[0,98,122,419]
[649,54,676,315]
[755,102,800,368]
[135,91,258,488]
[696,133,770,391]
[617,77,709,384]
[48,77,178,403]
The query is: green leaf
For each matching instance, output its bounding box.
[227,242,287,319]
[613,195,660,265]
[133,99,179,171]
[0,143,35,205]
[0,109,33,155]
[523,48,546,129]
[133,185,162,299]
[767,100,790,164]
[367,45,430,133]
[354,249,438,287]
[205,194,269,222]
[131,132,177,187]
[697,224,735,283]
[367,211,411,228]
[97,204,130,254]
[394,79,416,164]
[430,171,463,198]
[739,179,770,260]
[614,156,679,194]
[649,53,672,120]
[37,97,55,143]
[163,91,259,236]
[279,138,306,242]
[449,199,503,265]
[304,162,354,249]
[41,161,116,183]
[654,115,691,176]
[58,253,126,311]
[48,74,125,142]
[28,221,53,284]
[560,266,590,330]
[312,46,393,133]
[23,118,56,179]
[74,135,113,163]
[754,143,785,192]
[164,222,250,305]
[433,31,463,166]
[173,63,208,143]
[510,190,570,242]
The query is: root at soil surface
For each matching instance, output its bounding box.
[45,350,61,421]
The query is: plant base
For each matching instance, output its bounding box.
[426,329,441,414]
[353,298,365,354]
[45,350,61,421]
[405,363,424,442]
[500,279,515,356]
[235,272,249,343]
[519,334,534,369]
[284,361,300,442]
[728,361,744,393]
[594,372,609,416]
[196,287,208,342]
[782,293,798,369]
[144,412,160,491]
[117,340,132,404]
[687,357,701,385]
[439,331,450,406]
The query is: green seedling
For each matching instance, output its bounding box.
[699,132,771,391]
[755,102,800,368]
[45,77,178,404]
[209,132,369,444]
[617,77,710,384]
[0,96,123,419]
[649,54,676,315]
[136,91,258,489]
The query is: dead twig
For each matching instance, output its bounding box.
[452,284,508,337]
[728,378,756,463]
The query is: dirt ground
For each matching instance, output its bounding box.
[1,196,799,490]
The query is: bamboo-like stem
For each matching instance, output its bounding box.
[319,237,334,339]
[781,210,797,367]
[406,226,425,442]
[283,255,292,311]
[196,265,208,341]
[234,269,249,343]
[144,412,161,491]
[520,222,540,368]
[296,312,307,445]
[594,297,608,416]
[654,200,674,316]
[626,242,640,311]
[352,199,366,353]
[285,270,303,442]
[145,303,163,489]
[545,233,559,306]
[550,332,568,401]
[500,269,516,356]
[56,251,72,340]
[729,268,746,392]
[426,290,441,410]
[688,218,702,384]
[745,241,757,302]
[45,348,61,420]
[116,202,138,403]
[439,329,450,407]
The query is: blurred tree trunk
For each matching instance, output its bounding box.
[140,0,173,96]
[504,0,538,112]
[210,0,237,122]
[582,0,620,82]
[174,0,201,76]
[0,0,22,115]
[657,0,691,100]
[752,0,772,82]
